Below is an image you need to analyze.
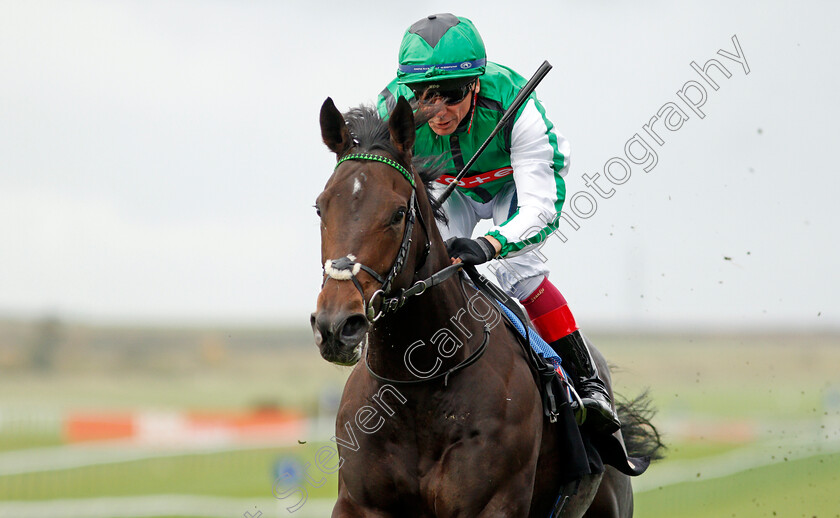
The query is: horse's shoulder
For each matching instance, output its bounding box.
[335,365,375,417]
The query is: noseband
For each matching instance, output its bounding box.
[322,153,433,322]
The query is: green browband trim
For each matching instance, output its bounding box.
[335,153,415,187]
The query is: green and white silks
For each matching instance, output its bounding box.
[377,61,569,258]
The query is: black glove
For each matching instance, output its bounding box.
[445,236,497,265]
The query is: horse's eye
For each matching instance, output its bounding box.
[390,207,407,225]
[314,205,321,217]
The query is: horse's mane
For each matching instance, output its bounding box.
[342,105,448,223]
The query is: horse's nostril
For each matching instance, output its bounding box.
[311,312,326,346]
[340,314,369,343]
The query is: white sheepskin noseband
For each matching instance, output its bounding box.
[324,254,362,281]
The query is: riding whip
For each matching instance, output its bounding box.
[433,60,553,207]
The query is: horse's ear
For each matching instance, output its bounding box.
[320,97,352,156]
[389,96,415,159]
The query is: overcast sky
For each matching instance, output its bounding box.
[1,0,838,330]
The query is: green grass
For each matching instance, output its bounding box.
[636,452,840,518]
[0,432,63,452]
[0,349,352,413]
[0,333,838,517]
[598,337,840,417]
[2,444,837,518]
[662,440,744,461]
[0,443,338,501]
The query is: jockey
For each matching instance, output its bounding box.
[376,13,620,434]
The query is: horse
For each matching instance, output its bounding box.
[311,95,661,517]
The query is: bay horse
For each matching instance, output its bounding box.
[312,96,660,517]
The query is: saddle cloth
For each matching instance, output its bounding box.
[496,302,573,400]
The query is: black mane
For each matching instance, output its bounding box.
[342,105,448,222]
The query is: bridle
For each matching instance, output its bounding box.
[321,151,487,386]
[322,152,460,322]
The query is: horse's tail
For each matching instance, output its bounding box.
[616,389,666,460]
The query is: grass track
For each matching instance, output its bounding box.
[1,333,838,516]
[636,452,840,518]
[0,443,338,501]
[0,453,837,517]
[0,433,63,453]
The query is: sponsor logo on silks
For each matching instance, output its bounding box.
[399,58,486,74]
[435,166,513,188]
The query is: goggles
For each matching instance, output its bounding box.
[410,79,476,106]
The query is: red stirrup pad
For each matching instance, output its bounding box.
[522,277,578,343]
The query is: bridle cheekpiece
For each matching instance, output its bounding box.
[322,150,483,386]
[322,152,433,322]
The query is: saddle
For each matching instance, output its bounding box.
[461,266,651,484]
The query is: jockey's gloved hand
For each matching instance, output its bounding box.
[445,237,497,265]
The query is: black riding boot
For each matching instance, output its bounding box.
[551,330,621,434]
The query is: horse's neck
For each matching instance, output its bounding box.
[366,224,485,378]
[367,275,481,376]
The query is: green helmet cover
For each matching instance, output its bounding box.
[397,13,486,85]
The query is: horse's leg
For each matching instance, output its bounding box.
[472,467,538,518]
[582,466,632,518]
[332,494,393,518]
[431,430,540,518]
[331,497,365,518]
[555,473,603,518]
[332,481,395,518]
[456,458,603,518]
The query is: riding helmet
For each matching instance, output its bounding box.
[397,13,486,88]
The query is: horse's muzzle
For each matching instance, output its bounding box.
[310,310,368,365]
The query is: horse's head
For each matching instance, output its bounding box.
[312,96,428,365]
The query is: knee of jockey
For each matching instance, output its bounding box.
[518,276,579,343]
[508,275,546,302]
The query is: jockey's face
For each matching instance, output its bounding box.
[421,79,479,136]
